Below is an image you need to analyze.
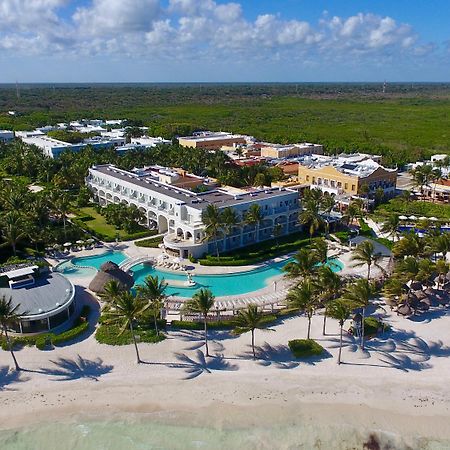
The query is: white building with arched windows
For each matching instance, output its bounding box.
[86,164,301,258]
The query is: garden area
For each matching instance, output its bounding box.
[198,231,314,266]
[74,206,155,242]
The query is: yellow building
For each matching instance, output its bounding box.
[260,143,323,158]
[298,155,397,196]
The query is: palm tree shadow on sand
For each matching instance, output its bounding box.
[143,349,238,380]
[35,355,113,381]
[0,365,30,391]
[174,350,239,379]
[237,342,331,368]
[326,328,450,371]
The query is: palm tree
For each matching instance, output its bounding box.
[342,200,362,226]
[245,204,263,243]
[221,207,239,251]
[272,223,283,248]
[326,299,354,364]
[0,295,25,371]
[183,288,215,357]
[286,279,318,340]
[310,237,328,264]
[381,215,400,242]
[393,232,421,258]
[0,211,27,256]
[103,292,148,364]
[320,193,335,235]
[136,275,168,337]
[233,304,268,360]
[299,197,323,242]
[342,279,375,350]
[201,204,223,260]
[350,240,382,280]
[98,279,125,305]
[315,265,341,335]
[283,248,318,279]
[53,192,71,238]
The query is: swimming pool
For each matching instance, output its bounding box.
[55,251,128,277]
[56,250,343,297]
[131,258,343,298]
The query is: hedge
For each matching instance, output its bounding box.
[172,312,282,331]
[288,339,324,358]
[0,305,91,351]
[199,231,313,266]
[134,236,164,248]
[95,323,166,345]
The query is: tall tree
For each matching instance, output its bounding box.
[233,304,268,360]
[201,204,223,260]
[286,279,319,340]
[342,279,375,350]
[0,296,25,371]
[136,275,167,337]
[183,289,216,357]
[221,207,239,251]
[0,211,27,256]
[245,204,264,243]
[283,248,318,279]
[103,292,148,364]
[315,265,342,335]
[326,299,354,364]
[350,240,382,280]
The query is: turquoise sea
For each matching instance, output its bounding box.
[1,417,449,450]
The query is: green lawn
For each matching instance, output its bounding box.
[74,207,155,241]
[199,231,313,266]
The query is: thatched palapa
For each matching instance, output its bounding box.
[89,261,134,294]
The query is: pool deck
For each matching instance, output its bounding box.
[46,238,390,314]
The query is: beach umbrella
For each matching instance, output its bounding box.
[397,304,412,316]
[76,240,84,245]
[63,242,72,247]
[86,238,95,243]
[409,215,417,220]
[413,290,427,301]
[409,281,423,291]
[417,301,430,311]
[419,216,427,221]
[398,215,408,220]
[429,217,438,221]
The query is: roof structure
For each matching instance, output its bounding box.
[92,164,297,210]
[0,273,74,315]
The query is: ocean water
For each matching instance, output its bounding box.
[1,417,449,450]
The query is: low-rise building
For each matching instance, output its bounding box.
[260,143,323,159]
[0,264,75,334]
[86,164,300,258]
[297,153,397,197]
[0,130,14,142]
[178,131,248,150]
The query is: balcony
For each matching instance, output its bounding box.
[163,234,204,249]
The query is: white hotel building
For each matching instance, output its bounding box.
[86,165,301,258]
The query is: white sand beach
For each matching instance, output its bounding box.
[2,283,450,449]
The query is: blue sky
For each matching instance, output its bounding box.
[0,0,449,82]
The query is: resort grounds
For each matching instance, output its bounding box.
[1,238,450,449]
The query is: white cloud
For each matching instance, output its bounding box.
[0,0,435,68]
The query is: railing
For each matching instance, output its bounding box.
[119,256,155,272]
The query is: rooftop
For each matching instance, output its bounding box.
[298,153,395,178]
[90,164,297,210]
[0,272,74,316]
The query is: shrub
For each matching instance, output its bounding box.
[52,321,89,346]
[135,236,163,247]
[334,231,350,243]
[95,323,166,345]
[288,339,324,358]
[171,319,236,330]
